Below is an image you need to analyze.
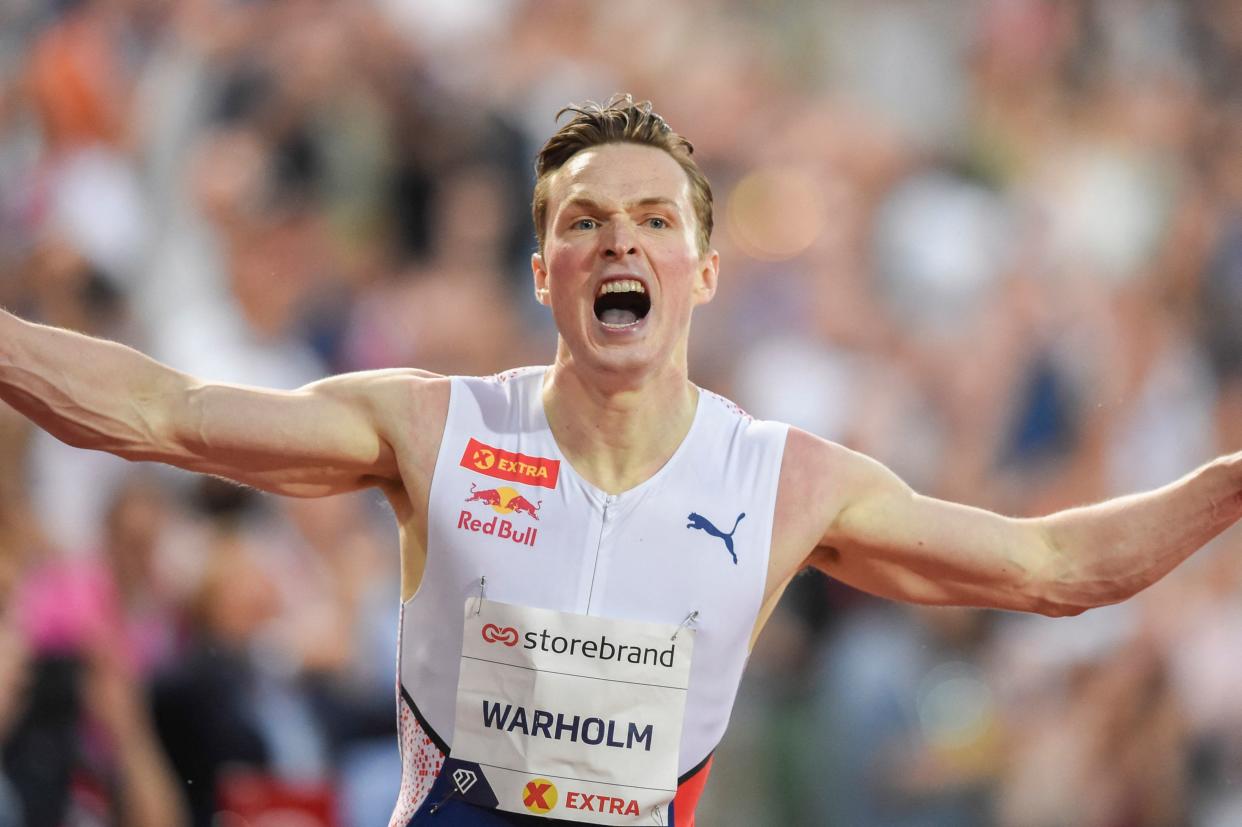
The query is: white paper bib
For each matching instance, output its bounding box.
[446,599,694,824]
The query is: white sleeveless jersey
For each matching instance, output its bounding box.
[389,367,788,824]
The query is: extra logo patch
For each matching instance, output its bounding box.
[460,438,560,489]
[523,778,558,815]
[686,512,746,564]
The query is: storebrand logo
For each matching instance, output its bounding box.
[481,624,520,647]
[460,438,560,489]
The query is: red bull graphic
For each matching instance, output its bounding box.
[506,494,542,521]
[466,484,542,520]
[466,484,503,507]
[460,438,560,489]
[458,483,542,547]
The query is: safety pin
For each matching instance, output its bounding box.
[428,785,461,815]
[428,790,453,815]
[473,576,487,616]
[671,610,699,641]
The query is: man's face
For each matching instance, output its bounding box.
[533,143,718,377]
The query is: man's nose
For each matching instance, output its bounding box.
[601,221,638,259]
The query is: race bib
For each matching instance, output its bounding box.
[446,599,694,824]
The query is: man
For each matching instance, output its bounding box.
[2,95,1241,826]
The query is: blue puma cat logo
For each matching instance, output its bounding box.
[686,512,746,564]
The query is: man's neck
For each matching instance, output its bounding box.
[542,356,698,495]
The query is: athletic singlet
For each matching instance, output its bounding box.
[389,367,788,826]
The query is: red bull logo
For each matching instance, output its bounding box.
[465,484,542,520]
[458,484,540,547]
[460,438,560,490]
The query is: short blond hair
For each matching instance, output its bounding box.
[532,94,713,255]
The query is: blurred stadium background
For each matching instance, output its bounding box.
[1,0,1242,825]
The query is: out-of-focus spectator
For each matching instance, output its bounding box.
[0,598,30,827]
[6,551,188,827]
[997,639,1186,827]
[152,485,336,827]
[100,477,181,679]
[343,163,539,376]
[811,605,999,827]
[25,0,129,153]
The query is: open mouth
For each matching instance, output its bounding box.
[593,279,651,328]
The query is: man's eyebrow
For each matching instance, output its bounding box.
[561,195,681,211]
[631,197,680,210]
[562,196,605,212]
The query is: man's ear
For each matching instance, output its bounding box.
[693,250,720,306]
[532,252,550,305]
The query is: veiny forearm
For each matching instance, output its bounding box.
[0,311,185,460]
[1036,453,1242,610]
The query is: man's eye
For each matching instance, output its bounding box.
[646,217,668,229]
[572,218,598,230]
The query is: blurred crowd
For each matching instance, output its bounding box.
[0,0,1240,825]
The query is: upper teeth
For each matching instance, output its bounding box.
[597,279,645,297]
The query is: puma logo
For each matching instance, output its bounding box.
[686,512,745,564]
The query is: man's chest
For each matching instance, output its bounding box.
[430,456,763,621]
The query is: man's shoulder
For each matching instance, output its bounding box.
[776,428,867,497]
[322,369,453,453]
[484,366,547,386]
[694,387,795,455]
[451,365,547,410]
[697,386,755,422]
[768,429,881,574]
[335,368,451,413]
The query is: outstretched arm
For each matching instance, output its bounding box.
[778,428,1242,616]
[0,309,441,497]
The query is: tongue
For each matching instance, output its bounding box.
[600,308,639,326]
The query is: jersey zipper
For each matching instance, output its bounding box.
[585,494,615,613]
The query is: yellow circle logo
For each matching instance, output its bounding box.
[522,778,558,815]
[490,487,518,514]
[472,448,496,470]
